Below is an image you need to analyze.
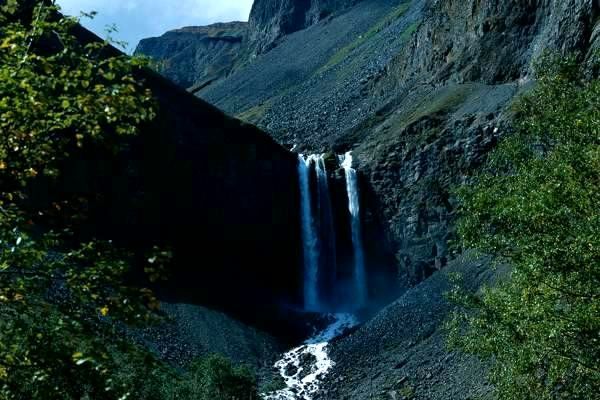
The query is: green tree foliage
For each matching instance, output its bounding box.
[108,354,258,400]
[448,55,600,399]
[0,4,261,399]
[0,1,167,398]
[157,355,259,400]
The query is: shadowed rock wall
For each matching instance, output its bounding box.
[32,24,304,322]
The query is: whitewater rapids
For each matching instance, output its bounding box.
[263,314,358,400]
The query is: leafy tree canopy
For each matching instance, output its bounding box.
[0,2,264,399]
[0,1,165,398]
[448,54,600,400]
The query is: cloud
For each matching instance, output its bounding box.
[56,0,254,52]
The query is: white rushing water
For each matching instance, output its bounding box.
[298,154,320,311]
[339,152,368,308]
[314,155,337,305]
[263,313,358,400]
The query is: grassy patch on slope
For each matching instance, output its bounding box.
[236,102,271,124]
[321,2,412,71]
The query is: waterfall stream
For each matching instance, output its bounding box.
[263,314,358,400]
[298,155,320,311]
[339,152,368,308]
[298,152,368,311]
[314,155,337,306]
[266,152,368,399]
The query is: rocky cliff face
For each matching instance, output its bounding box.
[135,22,247,91]
[195,0,599,284]
[134,0,367,89]
[354,0,598,282]
[247,0,361,54]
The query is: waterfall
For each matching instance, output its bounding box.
[339,152,368,308]
[314,155,337,304]
[268,152,368,398]
[298,152,367,311]
[298,154,320,311]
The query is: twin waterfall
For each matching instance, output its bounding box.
[298,152,368,311]
[263,152,367,400]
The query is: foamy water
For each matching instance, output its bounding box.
[263,314,358,400]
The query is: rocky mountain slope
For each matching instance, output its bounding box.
[247,0,361,55]
[138,302,282,384]
[317,254,508,400]
[138,0,598,284]
[134,0,367,92]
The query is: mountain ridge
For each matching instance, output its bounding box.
[135,21,248,90]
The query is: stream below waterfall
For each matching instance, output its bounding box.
[266,152,365,399]
[263,314,358,400]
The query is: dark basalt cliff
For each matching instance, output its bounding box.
[38,25,303,326]
[135,22,247,91]
[351,0,599,283]
[188,0,598,284]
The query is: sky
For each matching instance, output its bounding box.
[56,0,254,53]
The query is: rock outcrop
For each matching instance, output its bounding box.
[134,0,368,89]
[353,0,599,282]
[247,0,361,54]
[135,22,247,91]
